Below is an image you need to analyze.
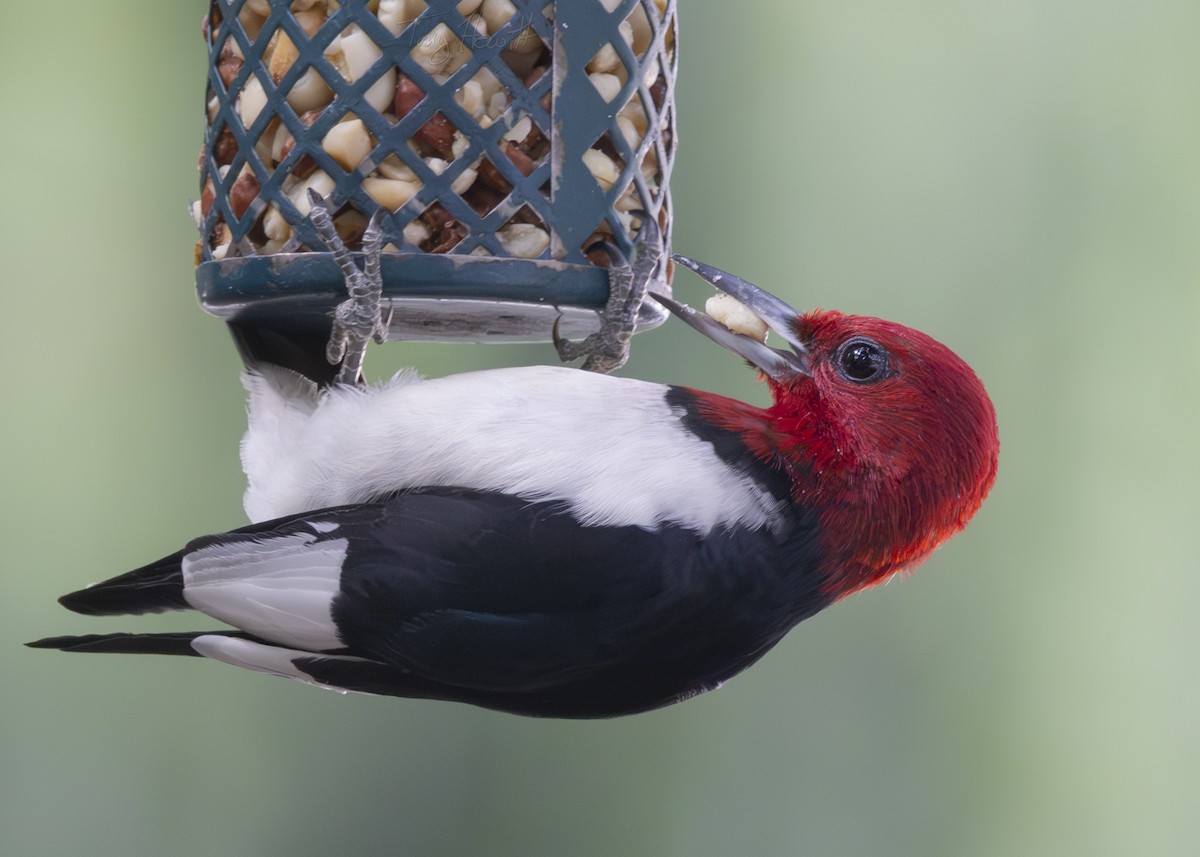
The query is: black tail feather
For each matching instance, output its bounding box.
[57,551,190,617]
[25,631,247,656]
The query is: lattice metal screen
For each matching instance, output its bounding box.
[196,0,677,341]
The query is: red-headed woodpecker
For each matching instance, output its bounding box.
[29,257,998,718]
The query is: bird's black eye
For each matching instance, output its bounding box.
[835,337,891,383]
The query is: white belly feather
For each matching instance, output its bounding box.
[240,365,782,534]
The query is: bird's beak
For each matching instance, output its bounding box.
[651,255,809,381]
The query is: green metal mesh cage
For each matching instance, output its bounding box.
[196,0,677,342]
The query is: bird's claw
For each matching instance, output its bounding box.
[309,192,390,386]
[554,213,666,373]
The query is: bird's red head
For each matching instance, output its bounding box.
[656,257,999,596]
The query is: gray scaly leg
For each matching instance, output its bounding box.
[554,214,666,374]
[308,190,393,387]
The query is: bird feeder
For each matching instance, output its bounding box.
[195,0,678,369]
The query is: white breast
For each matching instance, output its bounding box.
[240,365,783,534]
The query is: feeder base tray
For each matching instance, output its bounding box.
[199,252,666,343]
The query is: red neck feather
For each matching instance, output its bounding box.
[692,311,998,598]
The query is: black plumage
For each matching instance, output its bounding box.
[32,489,830,718]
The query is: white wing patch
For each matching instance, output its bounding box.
[191,635,376,696]
[182,533,346,651]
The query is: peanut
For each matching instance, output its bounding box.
[322,118,372,171]
[705,294,769,342]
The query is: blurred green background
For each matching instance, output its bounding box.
[3,1,1199,855]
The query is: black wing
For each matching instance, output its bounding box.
[323,489,830,713]
[34,488,829,717]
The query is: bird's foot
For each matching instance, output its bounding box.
[309,190,392,387]
[554,213,665,373]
